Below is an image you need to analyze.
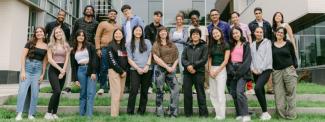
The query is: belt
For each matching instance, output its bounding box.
[78,63,88,66]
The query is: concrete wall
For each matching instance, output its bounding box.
[0,0,29,83]
[233,0,310,24]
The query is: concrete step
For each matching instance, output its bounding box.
[36,93,325,102]
[2,105,325,115]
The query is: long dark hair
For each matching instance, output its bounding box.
[131,25,147,53]
[83,5,95,17]
[230,26,246,49]
[27,27,46,58]
[208,27,226,55]
[272,12,284,32]
[155,26,172,47]
[72,29,87,53]
[110,28,126,51]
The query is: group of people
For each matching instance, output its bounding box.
[15,4,298,122]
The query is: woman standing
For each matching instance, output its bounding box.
[15,27,48,121]
[272,27,298,120]
[126,25,152,115]
[250,27,273,120]
[44,27,70,120]
[272,12,296,51]
[182,28,208,117]
[70,30,98,117]
[227,26,252,122]
[208,27,230,120]
[107,28,128,117]
[153,27,179,117]
[169,13,188,85]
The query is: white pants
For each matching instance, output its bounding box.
[209,66,227,118]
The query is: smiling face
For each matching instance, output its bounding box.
[254,27,264,40]
[85,7,94,16]
[57,11,65,23]
[232,29,242,42]
[153,14,162,24]
[159,29,167,40]
[77,32,85,43]
[108,11,117,21]
[276,29,285,40]
[35,28,45,40]
[212,29,222,42]
[231,13,239,25]
[133,27,143,38]
[114,30,123,41]
[54,28,63,40]
[274,13,283,23]
[191,15,199,26]
[191,32,200,44]
[176,16,183,26]
[123,9,131,18]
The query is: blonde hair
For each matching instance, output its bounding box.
[48,27,69,53]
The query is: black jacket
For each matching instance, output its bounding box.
[71,43,98,81]
[107,42,129,74]
[45,21,71,44]
[227,41,252,80]
[144,23,163,44]
[248,19,273,41]
[182,40,208,74]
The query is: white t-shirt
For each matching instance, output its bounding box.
[188,25,209,42]
[126,20,132,44]
[257,21,263,27]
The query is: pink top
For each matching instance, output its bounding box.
[231,45,244,63]
[53,45,69,63]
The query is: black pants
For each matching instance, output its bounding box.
[48,64,66,114]
[127,70,152,115]
[253,69,272,112]
[183,72,208,117]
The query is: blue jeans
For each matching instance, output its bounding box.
[16,59,42,115]
[78,65,97,117]
[99,47,109,90]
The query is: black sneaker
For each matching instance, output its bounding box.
[62,87,71,94]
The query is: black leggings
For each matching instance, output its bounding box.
[254,69,272,112]
[47,64,66,114]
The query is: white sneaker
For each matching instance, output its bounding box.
[245,89,255,95]
[97,89,104,95]
[44,112,53,120]
[148,87,153,94]
[242,116,251,122]
[235,116,242,120]
[260,112,272,120]
[52,114,59,119]
[28,115,35,120]
[15,113,22,121]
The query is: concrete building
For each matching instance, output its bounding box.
[1,0,324,84]
[0,0,111,84]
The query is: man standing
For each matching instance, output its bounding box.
[45,10,71,44]
[121,4,145,44]
[144,11,163,94]
[71,5,99,45]
[248,7,273,94]
[144,11,163,44]
[95,9,119,95]
[207,9,230,43]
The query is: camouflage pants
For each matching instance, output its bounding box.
[155,65,179,117]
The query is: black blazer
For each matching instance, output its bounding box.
[71,42,98,81]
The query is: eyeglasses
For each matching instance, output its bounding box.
[210,14,219,16]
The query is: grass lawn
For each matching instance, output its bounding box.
[4,95,325,108]
[0,108,325,122]
[39,82,325,94]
